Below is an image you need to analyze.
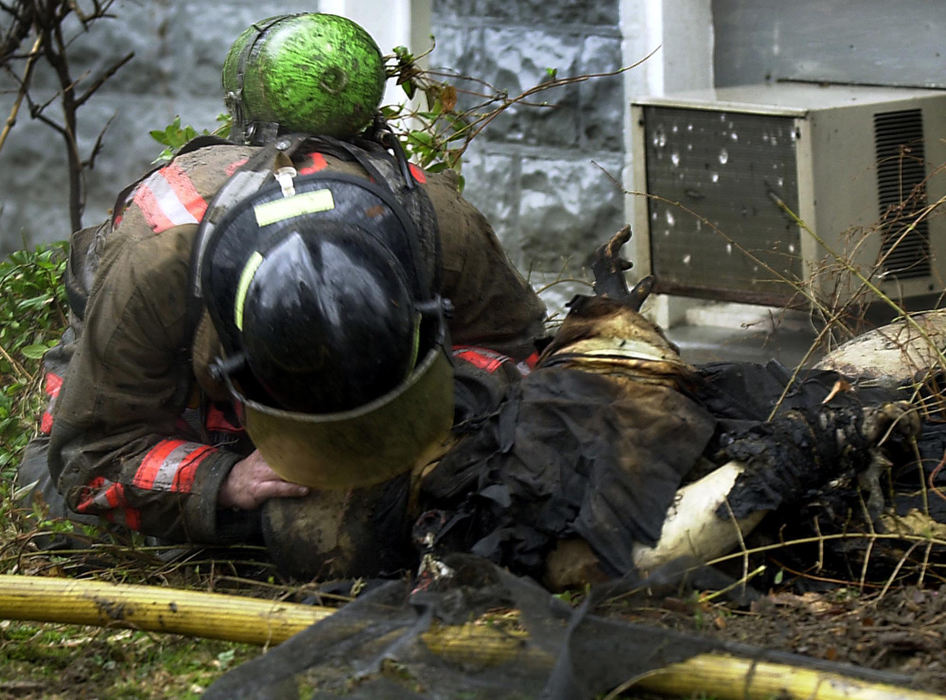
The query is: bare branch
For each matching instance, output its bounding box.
[82,111,114,169]
[0,34,41,155]
[0,0,35,60]
[76,50,132,106]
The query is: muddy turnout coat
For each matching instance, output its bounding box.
[30,138,546,545]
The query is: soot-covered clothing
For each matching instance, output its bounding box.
[38,140,546,544]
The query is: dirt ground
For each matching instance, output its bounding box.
[2,541,946,698]
[616,579,946,695]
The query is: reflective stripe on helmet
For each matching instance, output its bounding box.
[252,188,335,227]
[234,251,264,331]
[132,439,215,493]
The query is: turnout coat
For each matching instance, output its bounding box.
[26,138,546,546]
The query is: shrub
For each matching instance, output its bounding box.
[0,243,68,478]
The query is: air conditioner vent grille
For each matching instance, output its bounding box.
[873,108,930,279]
[643,106,802,304]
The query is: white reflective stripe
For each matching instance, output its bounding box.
[150,442,200,491]
[145,172,200,226]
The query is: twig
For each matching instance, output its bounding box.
[0,33,41,155]
[929,448,946,504]
[0,338,31,381]
[874,540,922,604]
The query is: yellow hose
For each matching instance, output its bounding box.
[0,575,942,700]
[0,574,328,646]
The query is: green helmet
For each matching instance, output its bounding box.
[223,13,386,144]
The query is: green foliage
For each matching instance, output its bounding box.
[384,45,467,188]
[150,114,232,164]
[0,243,68,477]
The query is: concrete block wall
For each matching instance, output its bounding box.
[430,1,628,276]
[0,0,627,281]
[0,0,319,256]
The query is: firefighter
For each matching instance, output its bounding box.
[18,13,546,571]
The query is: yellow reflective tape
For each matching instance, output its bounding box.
[253,189,335,227]
[234,251,264,331]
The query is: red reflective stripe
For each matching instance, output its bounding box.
[133,184,176,232]
[75,476,105,512]
[205,404,243,433]
[226,157,249,176]
[452,345,510,374]
[297,152,328,175]
[75,477,141,529]
[162,163,207,221]
[131,164,207,233]
[124,497,141,530]
[40,372,63,434]
[44,372,63,397]
[134,439,181,489]
[408,163,427,184]
[171,445,213,492]
[133,439,214,494]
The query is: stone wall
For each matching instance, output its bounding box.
[430,1,627,275]
[0,0,330,257]
[0,0,628,281]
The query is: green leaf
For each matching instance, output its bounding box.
[20,344,49,360]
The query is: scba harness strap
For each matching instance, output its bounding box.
[190,127,442,305]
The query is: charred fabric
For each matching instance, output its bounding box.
[205,227,946,699]
[260,226,945,590]
[417,229,937,590]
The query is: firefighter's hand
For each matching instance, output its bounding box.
[219,450,310,510]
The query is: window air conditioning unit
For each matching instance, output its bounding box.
[630,83,946,307]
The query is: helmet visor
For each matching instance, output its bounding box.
[222,345,454,489]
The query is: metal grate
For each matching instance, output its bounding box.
[873,108,930,279]
[643,106,802,305]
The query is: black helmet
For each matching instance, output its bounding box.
[199,172,438,413]
[237,223,418,412]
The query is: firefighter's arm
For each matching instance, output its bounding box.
[46,225,249,543]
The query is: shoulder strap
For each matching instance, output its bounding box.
[296,128,443,295]
[189,137,305,302]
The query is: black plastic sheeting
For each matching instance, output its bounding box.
[204,556,918,699]
[422,364,715,579]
